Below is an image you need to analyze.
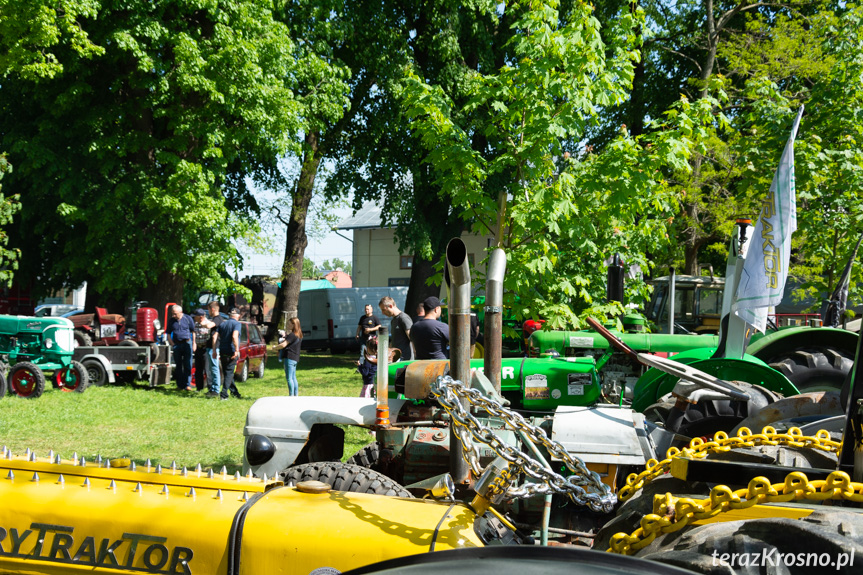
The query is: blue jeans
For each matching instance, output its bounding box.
[173,340,193,390]
[207,349,221,393]
[284,359,298,396]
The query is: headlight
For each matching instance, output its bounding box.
[245,434,276,467]
[153,319,162,331]
[44,339,54,349]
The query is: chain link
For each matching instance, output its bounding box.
[618,426,841,502]
[608,469,863,555]
[430,375,617,513]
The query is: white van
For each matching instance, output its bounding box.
[297,287,409,353]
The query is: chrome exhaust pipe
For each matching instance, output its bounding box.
[484,249,506,393]
[445,238,471,484]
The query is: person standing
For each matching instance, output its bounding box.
[212,307,242,400]
[357,336,378,398]
[192,309,215,391]
[409,296,450,360]
[379,296,413,361]
[206,301,224,397]
[276,317,302,396]
[166,305,196,391]
[355,304,381,362]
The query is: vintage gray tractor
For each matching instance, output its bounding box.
[0,314,88,398]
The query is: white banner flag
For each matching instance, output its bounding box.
[732,106,804,332]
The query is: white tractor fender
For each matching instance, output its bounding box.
[78,353,116,383]
[549,405,650,466]
[243,396,407,478]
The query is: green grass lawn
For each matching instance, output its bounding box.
[0,350,373,473]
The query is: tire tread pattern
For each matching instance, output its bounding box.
[281,462,412,498]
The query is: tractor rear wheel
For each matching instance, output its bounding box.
[633,510,863,573]
[768,346,853,392]
[54,361,90,393]
[9,362,45,398]
[73,331,93,348]
[281,462,412,498]
[0,371,7,398]
[117,340,139,347]
[82,359,108,387]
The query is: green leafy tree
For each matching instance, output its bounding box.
[321,258,352,276]
[732,6,863,310]
[302,257,318,279]
[397,0,726,327]
[0,155,20,286]
[0,1,305,313]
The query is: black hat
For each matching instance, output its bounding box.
[229,307,240,315]
[194,308,207,317]
[422,296,441,312]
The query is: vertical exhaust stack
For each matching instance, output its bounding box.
[445,238,471,485]
[375,326,390,427]
[484,249,506,393]
[606,253,624,304]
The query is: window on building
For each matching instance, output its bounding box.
[400,255,414,270]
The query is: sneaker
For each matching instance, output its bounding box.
[231,391,242,399]
[220,396,229,401]
[206,391,218,398]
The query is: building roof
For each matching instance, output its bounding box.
[336,203,388,230]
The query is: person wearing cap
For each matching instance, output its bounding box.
[166,304,196,391]
[212,307,242,400]
[409,296,450,360]
[192,309,215,392]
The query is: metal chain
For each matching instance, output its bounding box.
[618,426,840,502]
[430,375,617,514]
[608,470,863,555]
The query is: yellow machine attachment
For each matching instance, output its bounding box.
[0,450,501,575]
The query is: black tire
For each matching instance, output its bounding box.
[255,357,265,378]
[53,360,90,393]
[82,359,108,387]
[117,339,139,347]
[598,443,840,552]
[0,371,7,398]
[281,462,413,498]
[74,330,93,348]
[768,346,853,392]
[236,360,249,383]
[633,510,863,573]
[347,442,381,468]
[8,362,45,399]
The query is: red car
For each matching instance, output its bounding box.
[235,321,267,382]
[191,321,267,384]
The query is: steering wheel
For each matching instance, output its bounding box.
[586,316,750,402]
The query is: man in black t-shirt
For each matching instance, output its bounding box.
[356,304,381,362]
[410,296,450,360]
[379,296,413,361]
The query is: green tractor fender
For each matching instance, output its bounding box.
[631,348,798,412]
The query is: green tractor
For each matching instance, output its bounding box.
[0,314,89,398]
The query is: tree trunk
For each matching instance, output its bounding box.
[137,270,185,322]
[269,131,322,341]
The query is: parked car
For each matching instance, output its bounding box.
[236,321,267,382]
[34,304,82,317]
[191,320,267,385]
